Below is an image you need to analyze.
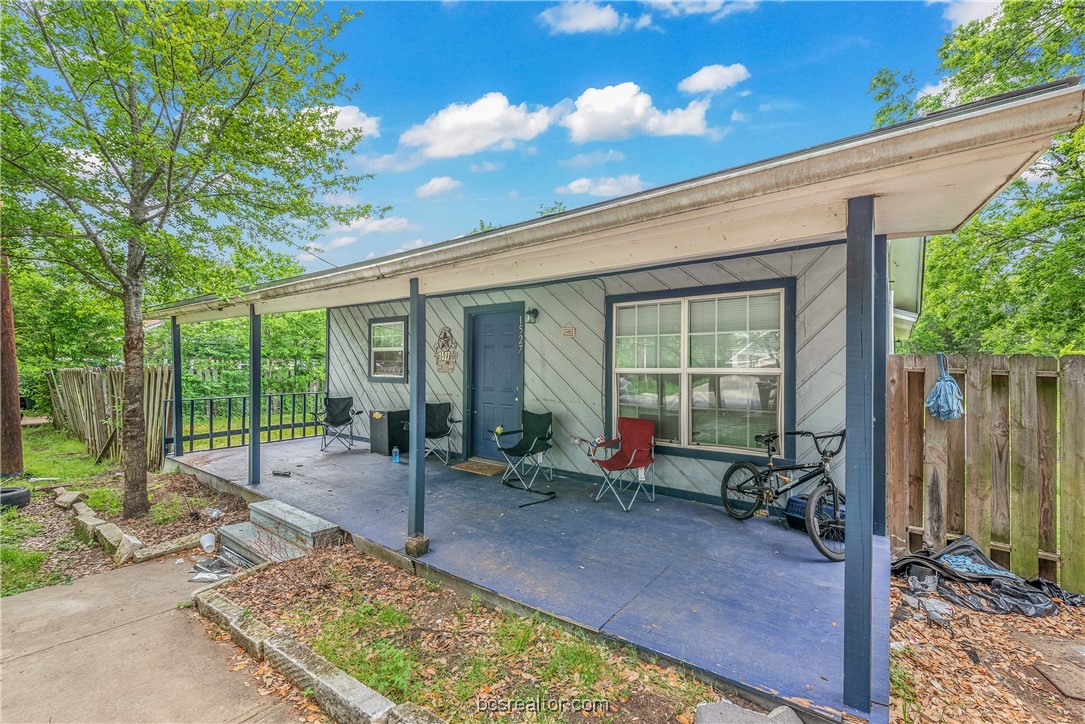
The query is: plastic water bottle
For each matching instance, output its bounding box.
[392,446,400,463]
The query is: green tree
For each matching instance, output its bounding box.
[469,220,497,234]
[870,1,1085,354]
[1,1,373,515]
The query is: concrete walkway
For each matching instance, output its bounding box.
[0,558,296,724]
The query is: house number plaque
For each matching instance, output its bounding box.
[432,327,459,373]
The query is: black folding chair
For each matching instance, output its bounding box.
[314,397,361,451]
[402,402,460,464]
[491,410,555,503]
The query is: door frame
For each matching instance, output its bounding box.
[461,301,526,460]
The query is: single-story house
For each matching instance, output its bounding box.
[155,78,1085,718]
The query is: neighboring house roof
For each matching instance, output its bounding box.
[154,78,1084,324]
[889,236,925,341]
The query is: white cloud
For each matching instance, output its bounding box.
[678,63,750,94]
[559,149,626,168]
[470,161,503,173]
[415,176,463,198]
[556,174,647,197]
[737,89,752,97]
[332,105,380,138]
[730,110,749,122]
[332,215,420,235]
[506,190,521,201]
[355,149,424,173]
[758,99,801,113]
[389,239,433,254]
[538,2,652,34]
[644,0,758,21]
[562,82,712,142]
[327,236,357,249]
[400,92,560,158]
[928,0,999,26]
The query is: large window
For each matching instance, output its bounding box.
[369,318,406,381]
[613,289,784,452]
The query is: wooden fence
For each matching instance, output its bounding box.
[46,365,173,470]
[886,354,1085,593]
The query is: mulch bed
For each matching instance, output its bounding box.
[220,547,746,723]
[17,490,113,581]
[889,582,1085,723]
[104,472,249,547]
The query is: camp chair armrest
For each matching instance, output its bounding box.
[627,447,653,466]
[491,428,523,437]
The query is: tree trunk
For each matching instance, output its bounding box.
[0,255,24,476]
[121,283,149,517]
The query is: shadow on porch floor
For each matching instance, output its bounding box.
[168,437,889,722]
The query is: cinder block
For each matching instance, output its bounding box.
[94,523,124,554]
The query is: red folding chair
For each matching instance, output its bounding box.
[579,417,656,512]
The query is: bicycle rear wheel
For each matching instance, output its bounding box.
[721,462,765,520]
[805,484,846,561]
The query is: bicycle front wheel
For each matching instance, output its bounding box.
[805,484,846,562]
[721,462,765,520]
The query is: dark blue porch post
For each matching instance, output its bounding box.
[844,195,875,712]
[872,235,889,537]
[248,304,261,486]
[170,316,184,457]
[406,277,429,553]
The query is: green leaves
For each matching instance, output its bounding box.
[874,1,1085,355]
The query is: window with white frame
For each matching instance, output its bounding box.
[370,319,406,379]
[613,289,784,452]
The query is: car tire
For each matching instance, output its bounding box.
[0,486,32,510]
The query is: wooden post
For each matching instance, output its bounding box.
[843,195,874,713]
[0,256,23,476]
[407,277,428,550]
[1009,355,1039,578]
[964,355,993,553]
[171,317,184,457]
[885,355,908,553]
[923,354,948,550]
[248,304,261,486]
[906,356,926,552]
[945,354,966,537]
[1060,356,1085,593]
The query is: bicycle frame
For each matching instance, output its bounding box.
[755,430,844,505]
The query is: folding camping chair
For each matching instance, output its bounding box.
[402,402,460,464]
[578,417,656,511]
[492,410,554,491]
[314,396,362,451]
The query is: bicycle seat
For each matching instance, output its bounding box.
[754,433,779,444]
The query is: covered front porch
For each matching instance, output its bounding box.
[167,436,890,721]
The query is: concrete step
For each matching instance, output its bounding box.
[218,521,306,566]
[248,500,342,549]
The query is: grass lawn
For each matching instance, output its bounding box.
[222,547,753,723]
[21,425,112,487]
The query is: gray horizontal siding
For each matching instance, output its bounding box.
[328,244,848,498]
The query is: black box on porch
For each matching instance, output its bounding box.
[784,495,809,533]
[369,409,409,456]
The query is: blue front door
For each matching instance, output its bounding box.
[471,310,523,460]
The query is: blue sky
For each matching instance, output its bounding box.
[298,0,997,269]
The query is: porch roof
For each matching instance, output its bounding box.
[157,78,1084,324]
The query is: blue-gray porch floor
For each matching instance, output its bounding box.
[167,437,889,722]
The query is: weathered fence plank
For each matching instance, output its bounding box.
[1061,356,1085,594]
[885,355,908,553]
[1036,356,1059,582]
[989,356,1012,570]
[964,355,993,553]
[1009,355,1040,579]
[946,354,967,536]
[923,354,949,549]
[906,357,926,552]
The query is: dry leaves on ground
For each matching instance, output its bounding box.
[890,583,1085,724]
[202,618,331,723]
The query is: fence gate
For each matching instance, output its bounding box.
[886,354,1084,593]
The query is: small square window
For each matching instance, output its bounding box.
[369,318,407,382]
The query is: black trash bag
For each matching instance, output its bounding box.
[1025,578,1085,607]
[892,535,1015,585]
